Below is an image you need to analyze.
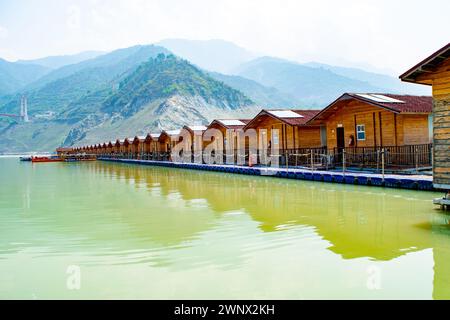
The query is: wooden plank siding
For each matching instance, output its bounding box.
[246,115,322,150]
[413,57,450,189]
[206,123,233,151]
[323,100,430,149]
[433,69,450,188]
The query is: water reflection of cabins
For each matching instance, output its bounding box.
[90,161,450,299]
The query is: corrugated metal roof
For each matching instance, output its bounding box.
[267,110,303,118]
[308,93,432,124]
[347,93,432,113]
[165,129,181,136]
[219,119,245,126]
[244,109,321,128]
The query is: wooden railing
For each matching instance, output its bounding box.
[95,143,432,172]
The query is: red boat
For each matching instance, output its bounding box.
[31,156,64,163]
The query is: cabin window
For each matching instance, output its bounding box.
[272,131,279,145]
[356,124,366,141]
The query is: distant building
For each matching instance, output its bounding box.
[56,147,73,156]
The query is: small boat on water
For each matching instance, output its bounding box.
[19,156,32,162]
[31,156,64,163]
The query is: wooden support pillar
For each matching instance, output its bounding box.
[373,112,377,147]
[394,113,398,146]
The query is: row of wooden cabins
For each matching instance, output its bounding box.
[72,91,433,169]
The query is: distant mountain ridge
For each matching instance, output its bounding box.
[157,39,256,74]
[0,52,257,152]
[208,71,297,108]
[303,61,430,96]
[65,54,257,146]
[235,56,384,107]
[0,59,50,96]
[17,51,105,69]
[0,39,432,153]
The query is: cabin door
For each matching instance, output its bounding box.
[336,127,345,162]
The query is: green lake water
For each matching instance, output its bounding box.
[0,157,449,299]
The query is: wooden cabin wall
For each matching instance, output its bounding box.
[159,136,180,152]
[251,116,322,150]
[253,116,285,148]
[207,124,237,151]
[324,100,430,148]
[296,127,322,148]
[425,59,450,189]
[159,137,170,152]
[151,140,159,152]
[401,114,430,145]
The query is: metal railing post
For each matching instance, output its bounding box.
[286,150,289,169]
[342,149,346,176]
[381,148,385,182]
[431,144,434,168]
[415,146,419,173]
[376,149,380,173]
[311,149,314,171]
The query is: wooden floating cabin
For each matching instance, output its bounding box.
[243,109,323,150]
[400,43,450,194]
[56,147,73,156]
[101,142,108,155]
[114,139,124,154]
[146,133,161,154]
[182,125,208,151]
[159,129,182,153]
[308,93,433,150]
[206,119,251,151]
[105,141,114,154]
[132,136,146,157]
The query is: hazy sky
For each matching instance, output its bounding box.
[0,0,448,74]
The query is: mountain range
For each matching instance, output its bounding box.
[0,39,431,153]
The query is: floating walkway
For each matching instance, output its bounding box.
[99,158,435,191]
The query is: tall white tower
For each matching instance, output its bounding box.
[20,96,24,118]
[23,96,29,122]
[20,96,29,122]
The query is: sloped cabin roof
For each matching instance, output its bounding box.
[133,136,146,144]
[400,43,450,85]
[159,129,181,141]
[244,109,321,130]
[208,119,251,130]
[308,93,432,125]
[145,133,161,142]
[56,147,73,153]
[183,125,208,134]
[115,139,126,146]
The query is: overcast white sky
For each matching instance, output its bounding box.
[0,0,448,74]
